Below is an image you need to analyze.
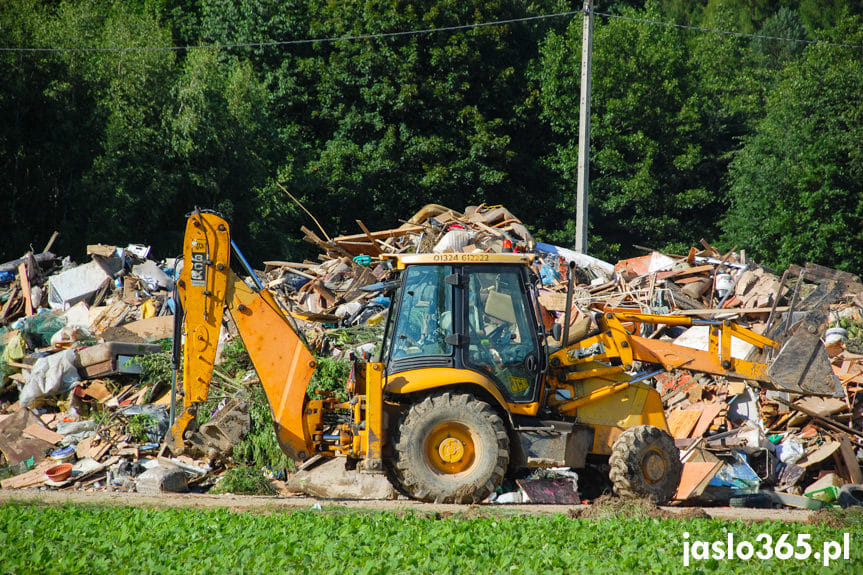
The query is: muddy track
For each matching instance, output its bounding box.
[0,488,818,522]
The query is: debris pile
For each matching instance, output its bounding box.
[258,204,544,358]
[1,203,861,510]
[0,240,201,493]
[600,251,863,510]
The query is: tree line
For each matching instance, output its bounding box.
[1,0,861,272]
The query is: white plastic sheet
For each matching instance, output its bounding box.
[19,349,80,407]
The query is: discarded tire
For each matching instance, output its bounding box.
[609,425,682,504]
[838,484,863,508]
[730,492,774,508]
[393,391,508,503]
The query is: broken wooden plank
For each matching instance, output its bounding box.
[674,461,723,500]
[794,396,847,418]
[41,231,59,254]
[838,436,863,484]
[0,252,55,274]
[76,436,112,462]
[656,265,715,281]
[0,410,55,465]
[22,424,64,445]
[331,224,424,244]
[789,262,861,285]
[0,460,55,489]
[39,413,59,428]
[90,300,133,334]
[797,440,841,468]
[774,396,863,440]
[109,315,174,342]
[667,409,703,440]
[301,226,354,258]
[690,402,725,439]
[82,381,114,403]
[354,220,383,256]
[262,260,317,270]
[18,261,33,316]
[0,285,20,322]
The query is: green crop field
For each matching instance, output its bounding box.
[1,502,860,574]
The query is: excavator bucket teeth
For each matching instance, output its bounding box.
[766,330,843,397]
[186,398,251,459]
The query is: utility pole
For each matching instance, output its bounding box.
[575,0,594,254]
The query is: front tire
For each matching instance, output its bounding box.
[609,425,682,504]
[393,391,508,503]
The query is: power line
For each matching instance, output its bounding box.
[0,10,580,53]
[598,11,863,51]
[1,9,861,54]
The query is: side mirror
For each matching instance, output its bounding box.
[551,322,562,343]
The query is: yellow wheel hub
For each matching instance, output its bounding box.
[438,437,465,463]
[425,422,476,475]
[641,448,667,484]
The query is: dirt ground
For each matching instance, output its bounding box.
[0,488,819,522]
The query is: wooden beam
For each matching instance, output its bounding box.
[839,436,863,484]
[774,396,863,440]
[18,261,33,316]
[302,226,353,258]
[355,220,382,256]
[41,231,59,254]
[0,286,20,322]
[332,224,424,243]
[262,261,317,270]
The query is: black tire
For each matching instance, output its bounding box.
[838,484,863,508]
[393,391,509,503]
[608,425,682,504]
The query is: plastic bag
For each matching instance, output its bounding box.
[776,438,805,464]
[19,349,80,407]
[21,312,67,348]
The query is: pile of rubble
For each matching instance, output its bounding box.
[0,241,207,492]
[600,248,863,509]
[1,203,862,509]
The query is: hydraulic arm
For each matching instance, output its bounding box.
[165,211,317,459]
[549,309,843,410]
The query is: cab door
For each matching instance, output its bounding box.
[462,266,544,402]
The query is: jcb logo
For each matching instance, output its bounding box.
[509,376,529,393]
[190,252,207,286]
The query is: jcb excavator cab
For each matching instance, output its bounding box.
[383,254,545,405]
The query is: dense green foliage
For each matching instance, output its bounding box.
[211,465,277,495]
[0,502,861,573]
[218,338,254,377]
[308,355,351,401]
[230,383,295,472]
[1,1,861,271]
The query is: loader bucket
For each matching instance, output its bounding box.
[185,398,251,459]
[766,330,843,397]
[764,280,845,398]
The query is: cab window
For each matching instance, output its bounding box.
[390,265,453,359]
[465,268,540,401]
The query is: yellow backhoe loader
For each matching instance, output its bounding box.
[165,210,842,503]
